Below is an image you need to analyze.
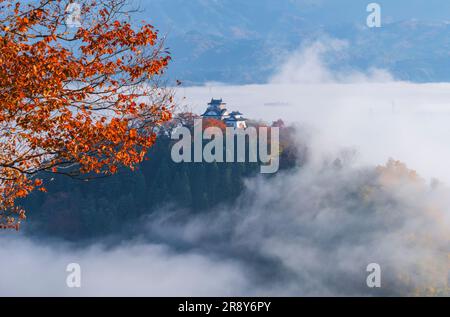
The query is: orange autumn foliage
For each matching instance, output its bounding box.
[202,118,227,131]
[0,0,174,229]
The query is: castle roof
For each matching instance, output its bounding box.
[201,99,246,123]
[208,98,226,106]
[225,113,246,121]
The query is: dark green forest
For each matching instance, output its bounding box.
[21,122,305,240]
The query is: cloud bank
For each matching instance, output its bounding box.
[0,39,449,296]
[1,154,448,296]
[145,156,450,296]
[0,237,250,296]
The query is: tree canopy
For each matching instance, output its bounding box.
[0,0,173,229]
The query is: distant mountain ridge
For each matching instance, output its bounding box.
[134,0,450,84]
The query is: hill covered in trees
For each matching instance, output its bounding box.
[21,117,304,240]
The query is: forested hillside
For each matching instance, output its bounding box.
[21,120,303,240]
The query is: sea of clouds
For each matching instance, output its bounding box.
[0,38,449,296]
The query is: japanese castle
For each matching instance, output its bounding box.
[201,98,247,129]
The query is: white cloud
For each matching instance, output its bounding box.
[269,39,394,84]
[0,238,250,296]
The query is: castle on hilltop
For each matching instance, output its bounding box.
[201,98,247,129]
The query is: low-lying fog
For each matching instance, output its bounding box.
[1,40,448,296]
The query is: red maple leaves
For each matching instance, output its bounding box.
[0,0,174,229]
